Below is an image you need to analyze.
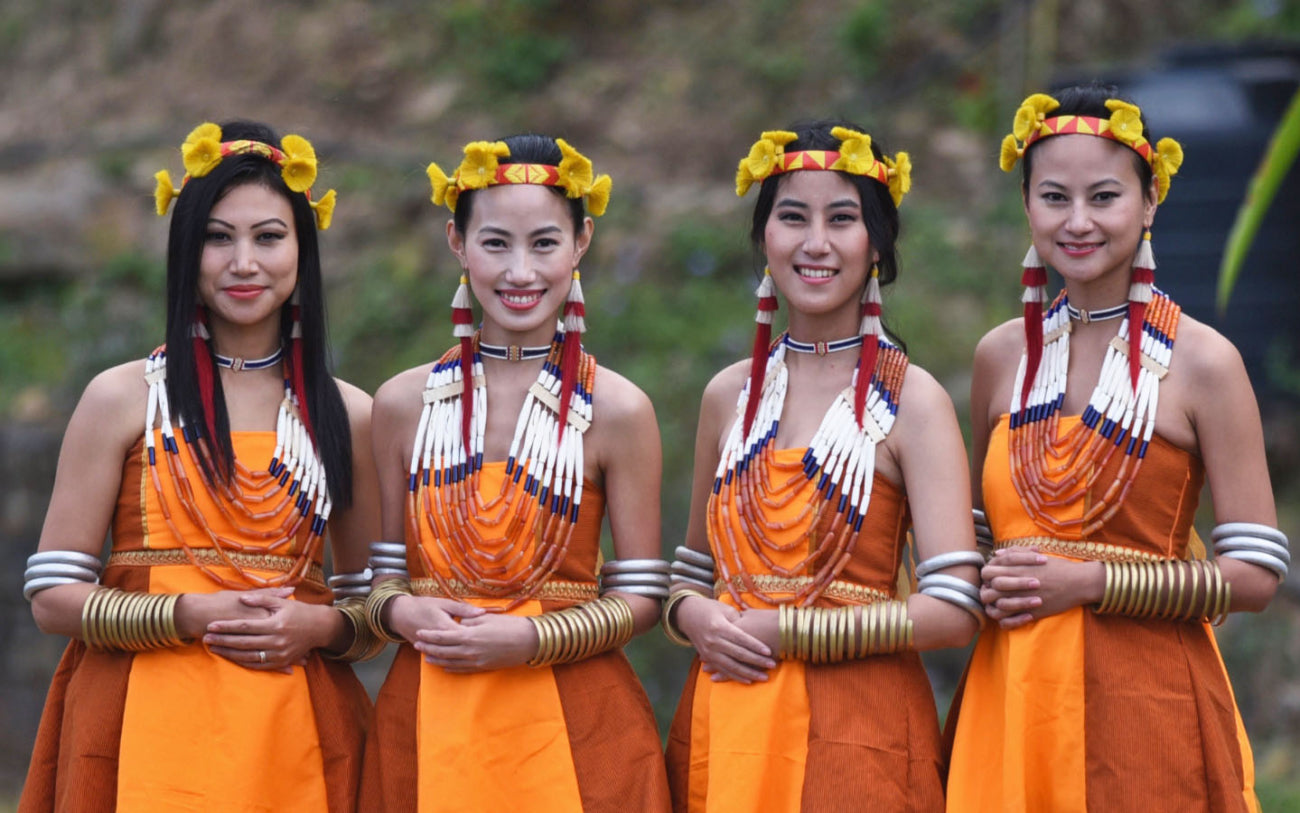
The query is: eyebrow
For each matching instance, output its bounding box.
[206,217,289,229]
[1036,178,1123,191]
[774,197,861,209]
[477,224,565,238]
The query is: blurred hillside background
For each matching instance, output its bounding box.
[1,0,1298,807]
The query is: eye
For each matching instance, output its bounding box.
[256,231,287,243]
[533,237,561,250]
[1040,191,1067,204]
[1093,190,1120,203]
[205,231,231,243]
[776,210,806,224]
[829,212,860,224]
[481,237,508,250]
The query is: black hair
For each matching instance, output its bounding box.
[163,119,353,508]
[1021,82,1156,200]
[748,119,905,349]
[451,134,588,238]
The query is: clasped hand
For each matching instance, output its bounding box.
[189,588,332,673]
[390,595,537,673]
[676,595,777,684]
[980,547,1097,629]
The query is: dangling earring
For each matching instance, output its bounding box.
[1126,229,1156,392]
[854,264,882,425]
[287,287,314,443]
[1018,244,1048,413]
[450,273,475,454]
[557,268,586,444]
[190,304,218,445]
[741,267,779,440]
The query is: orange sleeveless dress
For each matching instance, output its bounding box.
[665,449,945,813]
[945,415,1258,812]
[360,463,671,812]
[21,432,370,813]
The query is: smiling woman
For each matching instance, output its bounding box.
[19,120,380,813]
[663,121,983,812]
[360,134,670,812]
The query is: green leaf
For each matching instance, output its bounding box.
[1217,87,1300,312]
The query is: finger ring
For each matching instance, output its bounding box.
[258,650,267,664]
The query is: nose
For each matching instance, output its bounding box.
[232,236,258,275]
[1064,202,1094,234]
[501,247,536,286]
[802,219,831,255]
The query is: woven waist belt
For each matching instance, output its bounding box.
[107,549,325,586]
[411,577,599,604]
[996,536,1170,563]
[714,574,892,605]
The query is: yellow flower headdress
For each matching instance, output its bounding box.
[153,122,337,230]
[999,93,1184,203]
[426,138,612,216]
[735,126,912,206]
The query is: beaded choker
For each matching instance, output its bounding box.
[408,331,595,610]
[1065,302,1127,324]
[1008,289,1179,535]
[215,347,284,371]
[709,335,908,607]
[477,341,551,361]
[781,335,863,355]
[144,348,330,588]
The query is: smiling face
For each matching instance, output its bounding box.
[197,182,299,338]
[762,170,875,334]
[448,183,592,346]
[1024,134,1158,305]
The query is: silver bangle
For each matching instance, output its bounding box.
[674,545,715,570]
[671,560,714,583]
[919,584,986,621]
[328,569,373,602]
[670,573,714,593]
[1218,550,1288,580]
[600,559,671,575]
[603,583,670,599]
[368,541,408,557]
[1211,523,1288,547]
[1213,536,1290,564]
[24,550,103,601]
[27,550,104,571]
[915,550,986,579]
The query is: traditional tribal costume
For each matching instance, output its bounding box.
[946,93,1279,812]
[360,140,669,812]
[21,352,370,813]
[20,125,369,813]
[666,128,960,812]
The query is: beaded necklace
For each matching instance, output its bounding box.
[214,347,284,371]
[478,341,551,361]
[781,334,863,355]
[1008,289,1179,535]
[143,347,331,588]
[408,330,596,611]
[708,335,908,607]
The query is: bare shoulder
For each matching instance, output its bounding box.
[701,358,749,414]
[1169,312,1249,387]
[897,362,956,420]
[593,364,656,430]
[372,363,434,420]
[68,359,150,452]
[332,377,374,420]
[973,318,1025,369]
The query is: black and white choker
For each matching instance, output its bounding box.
[781,334,863,355]
[478,341,550,361]
[215,348,283,371]
[1065,302,1128,324]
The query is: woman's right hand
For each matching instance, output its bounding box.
[386,594,485,643]
[176,588,290,641]
[676,594,776,684]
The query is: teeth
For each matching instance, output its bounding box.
[501,292,541,304]
[797,267,836,279]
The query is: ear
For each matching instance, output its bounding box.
[445,219,467,268]
[1143,177,1159,229]
[573,216,594,265]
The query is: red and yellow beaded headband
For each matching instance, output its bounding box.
[426,139,612,216]
[999,93,1184,203]
[153,122,337,230]
[735,126,912,206]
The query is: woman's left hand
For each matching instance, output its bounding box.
[980,547,1103,629]
[413,612,538,673]
[203,589,335,673]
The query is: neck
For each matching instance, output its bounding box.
[205,317,283,362]
[478,317,561,351]
[784,305,862,346]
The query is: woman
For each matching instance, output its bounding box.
[662,122,984,812]
[946,84,1287,812]
[360,134,671,811]
[20,120,380,812]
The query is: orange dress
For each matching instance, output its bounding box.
[945,416,1258,813]
[360,464,671,812]
[665,449,946,813]
[20,432,370,813]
